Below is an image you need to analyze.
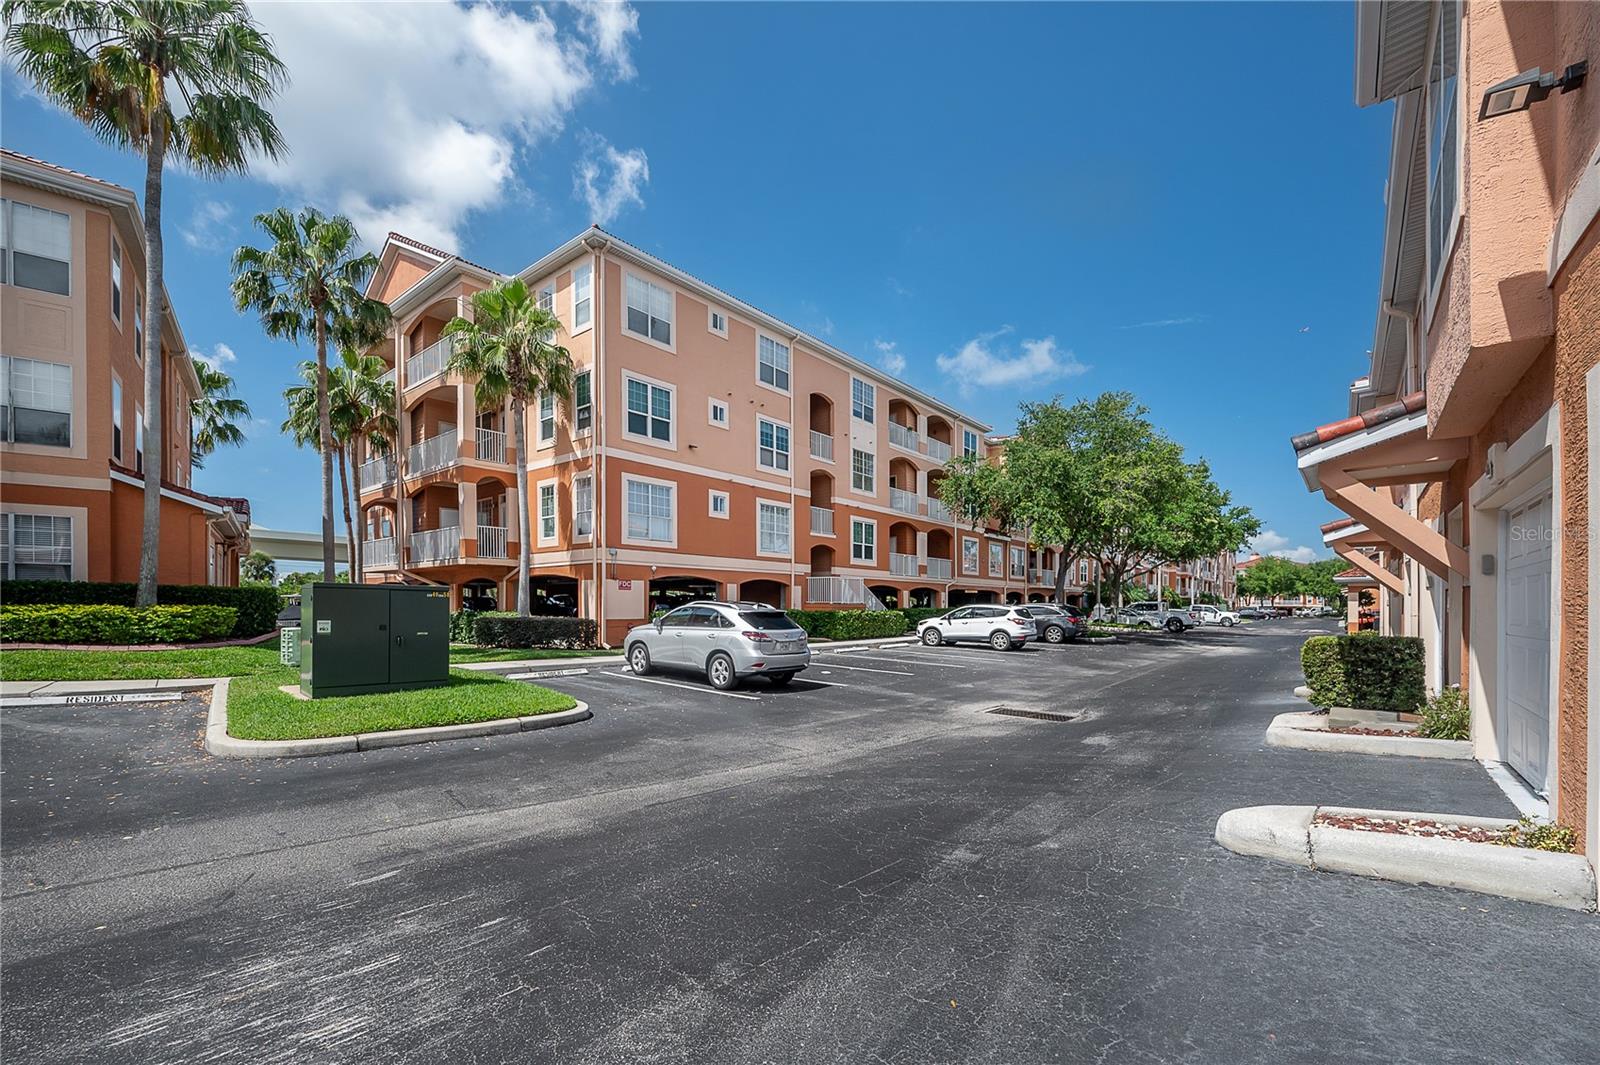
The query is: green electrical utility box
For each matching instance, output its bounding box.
[299,583,451,698]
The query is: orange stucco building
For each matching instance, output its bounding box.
[0,150,250,587]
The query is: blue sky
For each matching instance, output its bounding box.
[2,1,1391,561]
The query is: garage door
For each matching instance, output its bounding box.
[1502,493,1553,791]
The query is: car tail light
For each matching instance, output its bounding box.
[742,630,773,642]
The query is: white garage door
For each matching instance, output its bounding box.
[1502,493,1553,791]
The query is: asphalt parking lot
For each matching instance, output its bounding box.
[4,620,1598,1064]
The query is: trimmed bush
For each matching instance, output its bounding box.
[900,607,948,629]
[786,609,908,640]
[0,580,279,638]
[1300,633,1425,712]
[1,603,238,645]
[1416,686,1470,740]
[471,614,598,649]
[449,609,490,643]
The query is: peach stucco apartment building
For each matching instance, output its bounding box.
[354,228,1084,644]
[0,150,250,587]
[1292,1,1598,864]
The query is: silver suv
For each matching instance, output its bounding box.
[625,601,811,690]
[1115,600,1198,632]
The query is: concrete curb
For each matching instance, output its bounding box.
[1215,804,1597,912]
[1265,711,1472,760]
[203,680,591,759]
[1293,685,1313,701]
[1,676,224,699]
[457,654,620,674]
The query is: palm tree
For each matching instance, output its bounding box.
[329,348,395,584]
[232,208,390,580]
[4,0,287,605]
[190,357,250,469]
[443,278,574,617]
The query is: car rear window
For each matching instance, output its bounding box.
[739,610,801,631]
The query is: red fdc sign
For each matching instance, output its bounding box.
[617,579,633,590]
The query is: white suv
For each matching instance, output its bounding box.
[1193,604,1241,627]
[917,605,1037,650]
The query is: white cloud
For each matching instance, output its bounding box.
[181,199,234,251]
[1120,315,1206,329]
[576,0,640,80]
[935,327,1088,391]
[874,339,907,376]
[248,2,637,250]
[1249,529,1320,564]
[195,343,237,371]
[573,134,650,225]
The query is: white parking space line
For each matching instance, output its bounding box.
[818,652,972,669]
[600,671,762,701]
[805,661,914,676]
[791,678,851,688]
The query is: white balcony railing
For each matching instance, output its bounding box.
[405,336,453,389]
[475,427,506,464]
[889,551,920,576]
[1029,567,1050,584]
[406,429,458,476]
[926,557,953,581]
[806,574,888,610]
[477,524,509,559]
[810,506,834,536]
[358,455,395,492]
[809,430,833,462]
[408,525,460,564]
[926,496,952,523]
[925,437,953,463]
[363,536,396,568]
[378,366,396,390]
[888,421,919,452]
[889,487,922,515]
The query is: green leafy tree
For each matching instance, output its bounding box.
[1298,558,1346,604]
[232,208,390,581]
[4,0,287,605]
[189,357,250,468]
[443,278,575,617]
[240,549,275,584]
[1237,555,1303,607]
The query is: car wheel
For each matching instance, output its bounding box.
[1044,624,1066,644]
[706,652,738,690]
[1165,617,1185,633]
[1139,619,1156,630]
[921,627,944,646]
[1224,617,1236,627]
[989,630,1013,651]
[768,672,795,687]
[627,642,652,676]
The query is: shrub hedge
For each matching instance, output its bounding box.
[0,580,280,638]
[1,603,239,645]
[1300,633,1425,712]
[471,614,598,649]
[899,607,948,629]
[785,609,909,640]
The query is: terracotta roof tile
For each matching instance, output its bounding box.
[387,231,498,278]
[1320,518,1359,534]
[1291,390,1425,453]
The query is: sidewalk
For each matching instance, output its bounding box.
[1,677,223,699]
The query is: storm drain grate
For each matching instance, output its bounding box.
[983,705,1076,723]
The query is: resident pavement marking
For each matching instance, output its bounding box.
[603,671,763,701]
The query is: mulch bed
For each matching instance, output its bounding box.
[1314,811,1507,844]
[1326,725,1421,737]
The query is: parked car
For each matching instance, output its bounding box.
[1192,604,1241,627]
[1021,603,1088,644]
[624,601,810,690]
[1115,600,1198,632]
[917,605,1037,650]
[1237,606,1269,620]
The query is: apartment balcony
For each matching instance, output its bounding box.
[1029,567,1050,584]
[476,525,509,560]
[407,429,458,477]
[925,437,952,463]
[889,551,920,577]
[807,574,888,610]
[888,421,919,453]
[926,496,952,523]
[358,455,396,492]
[364,536,397,568]
[809,430,834,462]
[810,506,834,536]
[378,366,396,391]
[888,487,922,516]
[475,427,506,464]
[408,525,461,564]
[405,336,453,390]
[926,557,953,581]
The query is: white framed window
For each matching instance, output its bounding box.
[757,500,791,556]
[962,429,979,459]
[988,541,1003,576]
[1,512,73,580]
[2,199,71,296]
[624,272,673,347]
[962,536,979,575]
[757,416,790,472]
[110,237,123,323]
[850,448,874,493]
[1010,546,1026,579]
[1079,559,1089,583]
[623,373,674,446]
[573,473,593,539]
[624,475,675,545]
[538,391,556,445]
[1,356,72,447]
[757,334,791,392]
[851,518,876,564]
[851,378,875,423]
[134,404,144,471]
[571,263,593,331]
[134,293,144,363]
[708,489,730,518]
[573,370,592,435]
[111,376,123,462]
[537,283,555,316]
[538,481,558,544]
[708,308,728,337]
[1425,0,1460,301]
[707,397,729,429]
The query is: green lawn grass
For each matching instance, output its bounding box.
[445,647,619,664]
[226,667,577,741]
[1,643,616,681]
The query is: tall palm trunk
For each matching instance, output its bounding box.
[314,311,335,580]
[135,113,168,607]
[511,394,531,617]
[336,444,356,585]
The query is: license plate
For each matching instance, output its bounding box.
[776,640,803,654]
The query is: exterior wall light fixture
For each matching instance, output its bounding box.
[1479,61,1587,120]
